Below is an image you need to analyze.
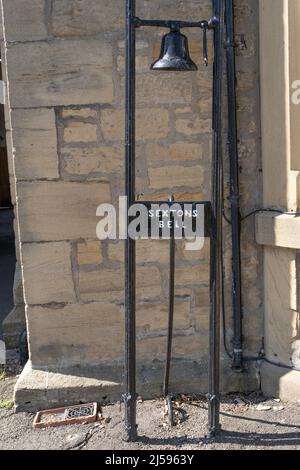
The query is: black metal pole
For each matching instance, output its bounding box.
[225,0,243,372]
[163,198,176,427]
[208,0,224,438]
[163,206,175,399]
[124,0,137,442]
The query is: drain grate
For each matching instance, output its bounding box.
[64,404,95,420]
[33,402,98,429]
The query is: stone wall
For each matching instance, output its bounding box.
[1,0,262,408]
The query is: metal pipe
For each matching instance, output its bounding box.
[225,0,243,372]
[207,0,224,439]
[124,0,138,442]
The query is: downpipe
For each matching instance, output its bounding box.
[225,0,243,372]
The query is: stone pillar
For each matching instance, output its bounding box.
[0,0,262,411]
[0,12,25,348]
[256,0,300,400]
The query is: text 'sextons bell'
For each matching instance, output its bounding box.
[151,30,198,71]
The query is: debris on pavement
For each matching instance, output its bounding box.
[272,405,285,411]
[256,404,272,411]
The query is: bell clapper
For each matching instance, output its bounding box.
[203,23,209,66]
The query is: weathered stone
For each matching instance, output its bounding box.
[62,107,98,119]
[142,0,212,22]
[197,97,213,114]
[196,72,213,93]
[79,265,162,302]
[145,143,203,162]
[17,181,111,242]
[101,108,169,141]
[176,264,209,286]
[108,240,170,264]
[236,70,256,92]
[179,238,210,262]
[194,307,210,332]
[117,55,149,73]
[261,362,300,402]
[61,146,123,176]
[11,108,58,180]
[2,0,48,42]
[77,240,102,265]
[27,303,124,366]
[63,122,98,143]
[22,242,76,305]
[176,117,212,135]
[7,40,114,108]
[14,358,260,412]
[175,107,193,114]
[148,165,204,190]
[134,74,193,104]
[194,287,210,308]
[137,300,190,332]
[52,0,123,37]
[137,334,207,361]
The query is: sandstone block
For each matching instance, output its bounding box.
[117,55,149,73]
[194,307,210,332]
[148,165,204,190]
[137,300,190,332]
[79,265,162,302]
[11,108,58,180]
[145,143,203,162]
[61,146,123,176]
[77,240,102,265]
[179,238,210,261]
[63,122,98,143]
[135,74,193,104]
[108,240,170,264]
[194,287,210,308]
[62,108,98,119]
[2,0,48,42]
[176,264,209,286]
[7,40,113,108]
[137,334,207,361]
[17,181,111,242]
[176,117,212,135]
[101,108,169,141]
[27,303,124,366]
[22,242,76,305]
[52,0,123,37]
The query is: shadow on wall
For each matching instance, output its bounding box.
[0,209,16,340]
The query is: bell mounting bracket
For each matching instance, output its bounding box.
[132,16,217,30]
[132,16,216,67]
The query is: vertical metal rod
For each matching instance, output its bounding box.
[163,200,175,399]
[124,0,137,442]
[208,0,224,438]
[225,0,243,372]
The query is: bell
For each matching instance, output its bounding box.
[151,30,198,71]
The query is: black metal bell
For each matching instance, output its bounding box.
[151,30,198,71]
